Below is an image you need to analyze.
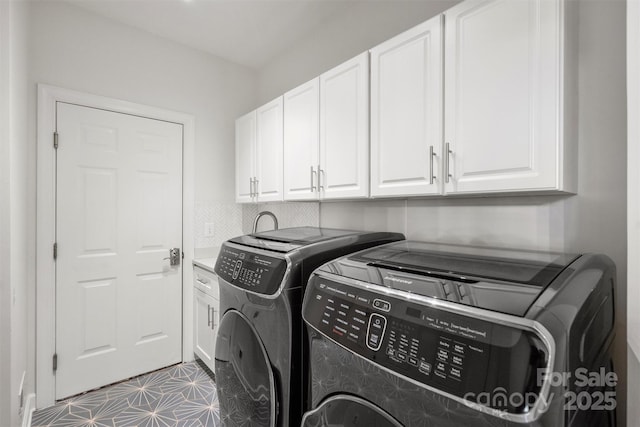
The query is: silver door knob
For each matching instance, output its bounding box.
[164,248,181,266]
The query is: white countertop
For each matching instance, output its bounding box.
[193,257,217,273]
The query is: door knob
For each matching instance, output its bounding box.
[164,248,181,266]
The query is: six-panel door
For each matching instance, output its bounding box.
[55,102,183,399]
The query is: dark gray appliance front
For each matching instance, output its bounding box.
[301,242,617,427]
[213,227,405,427]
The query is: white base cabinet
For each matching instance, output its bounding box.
[193,267,219,373]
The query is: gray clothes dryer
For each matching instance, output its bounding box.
[301,241,617,427]
[212,227,404,427]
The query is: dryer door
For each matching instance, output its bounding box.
[215,310,276,427]
[301,395,402,427]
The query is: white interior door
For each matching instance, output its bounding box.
[55,102,183,399]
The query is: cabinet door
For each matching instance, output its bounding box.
[444,0,562,194]
[283,78,320,201]
[370,15,443,198]
[320,53,370,200]
[256,97,284,202]
[194,288,216,371]
[235,111,256,203]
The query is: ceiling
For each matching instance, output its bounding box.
[64,0,356,69]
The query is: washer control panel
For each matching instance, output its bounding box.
[303,275,549,414]
[215,243,287,295]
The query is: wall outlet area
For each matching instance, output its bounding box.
[204,222,215,238]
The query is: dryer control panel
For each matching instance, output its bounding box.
[302,275,550,414]
[215,243,287,295]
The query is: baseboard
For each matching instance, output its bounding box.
[21,393,35,427]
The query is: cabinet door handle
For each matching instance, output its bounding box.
[318,165,325,191]
[254,178,259,197]
[211,307,216,330]
[310,166,317,192]
[429,146,435,185]
[207,304,212,327]
[249,177,254,198]
[445,142,452,184]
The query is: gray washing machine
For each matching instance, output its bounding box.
[212,227,404,427]
[301,241,617,427]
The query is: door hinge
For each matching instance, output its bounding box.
[52,353,58,372]
[53,242,57,260]
[53,132,59,149]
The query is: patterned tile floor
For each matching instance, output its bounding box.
[31,361,220,427]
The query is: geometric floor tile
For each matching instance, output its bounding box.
[31,361,220,427]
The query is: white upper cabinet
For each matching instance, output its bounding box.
[235,97,284,203]
[256,97,284,202]
[443,0,576,194]
[284,54,370,201]
[320,52,370,199]
[235,110,256,203]
[238,0,576,202]
[283,78,320,201]
[370,15,443,198]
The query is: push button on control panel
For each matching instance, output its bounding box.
[232,260,242,280]
[366,313,387,351]
[373,299,391,312]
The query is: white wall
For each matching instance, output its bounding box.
[257,0,628,424]
[627,0,640,421]
[28,0,257,407]
[0,3,12,424]
[258,0,461,105]
[11,0,30,423]
[1,0,32,424]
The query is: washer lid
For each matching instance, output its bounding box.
[318,241,579,316]
[229,227,367,253]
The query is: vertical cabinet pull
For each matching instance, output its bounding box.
[211,307,215,330]
[429,146,435,185]
[310,166,317,192]
[318,165,325,191]
[207,304,212,327]
[445,143,452,184]
[249,177,259,199]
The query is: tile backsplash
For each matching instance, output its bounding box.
[194,200,320,251]
[242,202,320,233]
[194,200,244,249]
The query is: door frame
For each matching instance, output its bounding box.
[36,84,196,408]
